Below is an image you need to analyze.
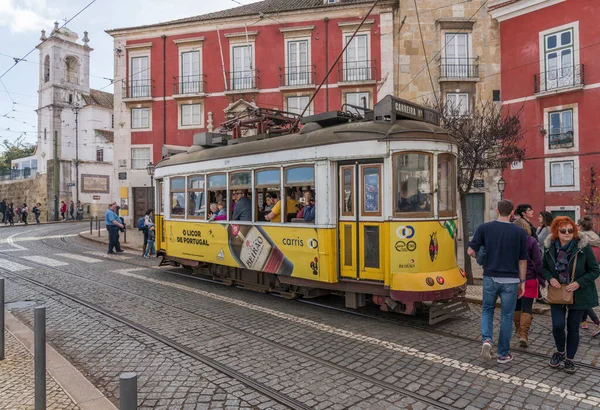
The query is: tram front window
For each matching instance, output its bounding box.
[393,153,432,216]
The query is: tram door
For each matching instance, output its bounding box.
[338,162,385,281]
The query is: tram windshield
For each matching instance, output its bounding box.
[393,153,432,216]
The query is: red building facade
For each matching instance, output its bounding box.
[490,0,600,222]
[108,0,396,222]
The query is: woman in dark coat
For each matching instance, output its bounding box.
[542,216,600,373]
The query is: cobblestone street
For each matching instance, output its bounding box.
[2,222,600,409]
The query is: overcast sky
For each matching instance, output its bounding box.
[0,0,261,147]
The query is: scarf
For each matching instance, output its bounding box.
[554,239,577,284]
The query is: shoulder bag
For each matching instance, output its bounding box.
[547,253,578,305]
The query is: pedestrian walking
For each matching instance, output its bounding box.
[60,201,66,220]
[0,198,6,224]
[537,211,554,252]
[140,209,154,257]
[576,215,600,337]
[468,199,528,364]
[512,218,543,347]
[69,200,75,220]
[143,223,156,258]
[76,200,83,220]
[21,203,28,225]
[543,216,600,373]
[32,203,41,224]
[516,203,538,240]
[14,205,21,223]
[105,202,125,254]
[6,203,14,226]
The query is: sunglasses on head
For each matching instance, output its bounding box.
[559,228,574,234]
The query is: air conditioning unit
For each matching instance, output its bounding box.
[118,159,127,168]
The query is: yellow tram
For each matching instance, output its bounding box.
[154,95,467,323]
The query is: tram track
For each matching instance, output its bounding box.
[39,232,600,374]
[0,248,461,410]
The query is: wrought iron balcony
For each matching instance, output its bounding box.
[339,60,376,83]
[122,79,154,100]
[439,58,479,79]
[172,75,206,96]
[535,64,584,94]
[548,128,574,149]
[279,65,316,87]
[226,69,259,92]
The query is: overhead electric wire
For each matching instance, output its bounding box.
[413,0,437,103]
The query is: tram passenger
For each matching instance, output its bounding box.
[209,202,226,221]
[285,188,299,222]
[208,203,217,219]
[397,178,430,212]
[265,193,281,222]
[303,192,316,223]
[543,216,600,373]
[232,190,252,221]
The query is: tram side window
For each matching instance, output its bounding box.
[438,154,457,217]
[188,175,206,219]
[393,153,433,216]
[285,166,315,223]
[170,177,186,218]
[255,168,281,223]
[230,171,252,222]
[207,173,227,221]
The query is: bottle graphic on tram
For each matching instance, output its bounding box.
[227,224,294,276]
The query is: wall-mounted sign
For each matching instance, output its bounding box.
[92,195,101,200]
[473,179,485,189]
[118,172,127,180]
[81,174,110,193]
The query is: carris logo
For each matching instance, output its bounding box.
[396,225,415,239]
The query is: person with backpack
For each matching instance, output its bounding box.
[143,222,156,258]
[21,203,29,225]
[139,209,154,257]
[32,203,41,224]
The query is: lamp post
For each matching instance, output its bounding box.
[146,162,155,209]
[497,177,506,200]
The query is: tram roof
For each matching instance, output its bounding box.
[155,119,455,169]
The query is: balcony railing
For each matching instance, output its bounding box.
[0,167,37,181]
[173,75,206,95]
[123,79,154,99]
[535,64,584,93]
[439,58,479,79]
[279,65,316,87]
[226,70,259,91]
[548,128,574,149]
[339,60,376,83]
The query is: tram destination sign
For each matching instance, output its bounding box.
[374,95,440,126]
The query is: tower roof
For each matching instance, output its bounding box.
[82,89,114,110]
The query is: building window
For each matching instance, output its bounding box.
[443,33,471,77]
[445,93,469,116]
[232,45,253,90]
[131,147,151,169]
[345,92,370,115]
[96,149,104,162]
[550,160,574,187]
[344,34,369,81]
[44,55,50,83]
[544,28,574,90]
[180,50,201,94]
[287,40,310,86]
[130,56,150,97]
[181,104,202,126]
[548,109,573,149]
[65,56,79,84]
[131,108,149,129]
[286,96,310,116]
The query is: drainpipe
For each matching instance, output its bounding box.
[324,17,329,111]
[162,35,167,149]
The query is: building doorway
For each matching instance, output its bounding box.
[551,210,576,220]
[133,187,154,224]
[466,193,485,237]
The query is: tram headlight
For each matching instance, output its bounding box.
[436,276,445,285]
[459,269,467,278]
[426,277,435,287]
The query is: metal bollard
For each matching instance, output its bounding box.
[0,278,4,361]
[89,217,93,234]
[34,306,46,410]
[123,226,127,243]
[97,217,100,237]
[120,372,137,410]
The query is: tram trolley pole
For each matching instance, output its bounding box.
[120,372,137,410]
[34,306,46,410]
[0,277,4,361]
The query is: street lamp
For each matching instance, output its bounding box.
[497,177,506,200]
[146,162,155,209]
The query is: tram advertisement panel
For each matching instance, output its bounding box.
[390,220,458,273]
[164,221,335,282]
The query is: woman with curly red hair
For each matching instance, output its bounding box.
[542,216,600,373]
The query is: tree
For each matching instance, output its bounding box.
[0,137,36,173]
[427,99,527,284]
[576,166,600,230]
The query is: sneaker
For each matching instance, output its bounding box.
[481,340,493,361]
[115,249,125,253]
[581,321,589,329]
[564,359,576,373]
[142,255,149,258]
[497,354,514,364]
[592,325,600,338]
[550,352,565,368]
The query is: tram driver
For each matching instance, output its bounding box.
[397,177,430,213]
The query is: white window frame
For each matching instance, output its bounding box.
[445,93,470,116]
[284,38,312,86]
[131,147,151,170]
[544,103,578,155]
[230,42,255,90]
[545,205,581,222]
[129,52,151,98]
[179,49,202,94]
[443,32,472,78]
[343,33,371,82]
[545,155,579,192]
[179,103,204,128]
[131,107,150,130]
[344,92,371,115]
[286,96,312,116]
[538,22,580,92]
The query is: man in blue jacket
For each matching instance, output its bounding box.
[468,199,527,364]
[105,202,125,254]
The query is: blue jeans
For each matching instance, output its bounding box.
[481,276,519,357]
[144,240,155,257]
